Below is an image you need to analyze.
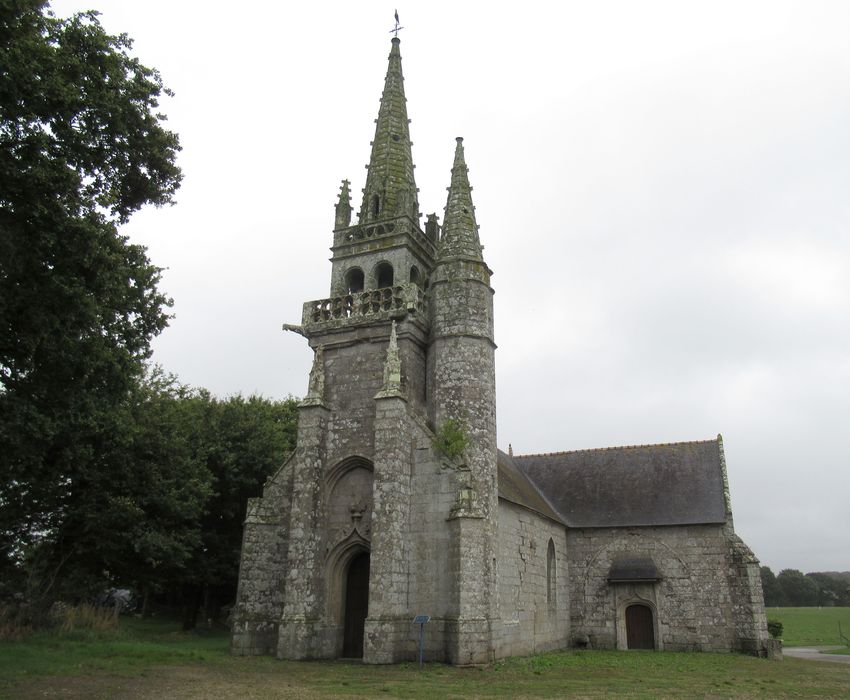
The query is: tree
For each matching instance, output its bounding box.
[0,1,181,598]
[179,393,298,629]
[807,572,850,607]
[760,566,784,607]
[777,569,820,607]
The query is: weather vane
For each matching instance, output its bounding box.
[390,9,404,37]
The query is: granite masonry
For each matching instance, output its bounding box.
[230,37,769,664]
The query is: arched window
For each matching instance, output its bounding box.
[547,538,556,612]
[344,268,364,293]
[409,265,421,286]
[375,262,394,289]
[371,194,380,218]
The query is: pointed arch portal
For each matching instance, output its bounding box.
[342,552,370,658]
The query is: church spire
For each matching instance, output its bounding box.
[359,37,419,225]
[439,137,482,261]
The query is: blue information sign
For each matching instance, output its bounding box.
[412,615,430,667]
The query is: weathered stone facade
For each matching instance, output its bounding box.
[231,36,768,664]
[565,525,766,652]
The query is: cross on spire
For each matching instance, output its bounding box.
[389,9,403,37]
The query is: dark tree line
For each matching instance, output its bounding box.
[760,567,850,607]
[1,1,299,628]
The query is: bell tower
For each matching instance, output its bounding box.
[232,34,500,665]
[327,37,436,301]
[275,35,436,662]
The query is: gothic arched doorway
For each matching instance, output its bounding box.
[342,552,370,658]
[625,604,655,650]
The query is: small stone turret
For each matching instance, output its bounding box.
[428,137,499,664]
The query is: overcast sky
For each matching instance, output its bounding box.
[52,1,849,574]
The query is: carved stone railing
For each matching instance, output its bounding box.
[302,283,426,329]
[333,218,437,256]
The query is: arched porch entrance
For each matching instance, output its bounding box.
[342,551,370,658]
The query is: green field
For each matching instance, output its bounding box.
[2,613,849,699]
[767,607,850,647]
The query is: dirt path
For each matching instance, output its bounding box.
[783,646,850,664]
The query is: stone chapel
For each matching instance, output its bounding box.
[230,37,769,664]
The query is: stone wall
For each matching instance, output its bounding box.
[230,457,294,656]
[494,501,569,657]
[566,524,767,653]
[406,429,463,662]
[725,531,770,654]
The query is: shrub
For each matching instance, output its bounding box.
[767,619,783,639]
[0,602,119,640]
[433,418,469,461]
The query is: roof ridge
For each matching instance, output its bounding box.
[513,437,717,459]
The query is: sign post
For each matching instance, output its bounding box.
[412,615,430,669]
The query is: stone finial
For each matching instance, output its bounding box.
[438,137,482,261]
[508,443,513,457]
[374,321,404,399]
[335,179,352,229]
[301,345,326,406]
[425,212,440,241]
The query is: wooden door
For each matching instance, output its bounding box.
[625,604,655,650]
[342,552,370,658]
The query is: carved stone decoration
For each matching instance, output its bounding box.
[335,179,352,230]
[301,345,326,406]
[325,462,373,553]
[375,320,404,398]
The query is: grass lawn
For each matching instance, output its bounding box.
[1,615,849,699]
[767,607,850,647]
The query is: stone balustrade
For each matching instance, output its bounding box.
[302,283,425,329]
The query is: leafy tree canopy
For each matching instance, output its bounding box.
[0,1,181,585]
[776,568,820,607]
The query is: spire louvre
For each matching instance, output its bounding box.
[358,38,419,225]
[439,137,482,261]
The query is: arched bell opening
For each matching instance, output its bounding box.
[344,267,365,294]
[375,261,394,289]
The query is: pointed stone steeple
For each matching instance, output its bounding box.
[359,38,419,224]
[439,137,482,261]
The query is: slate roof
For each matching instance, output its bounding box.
[496,449,564,523]
[500,438,728,528]
[607,557,662,582]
